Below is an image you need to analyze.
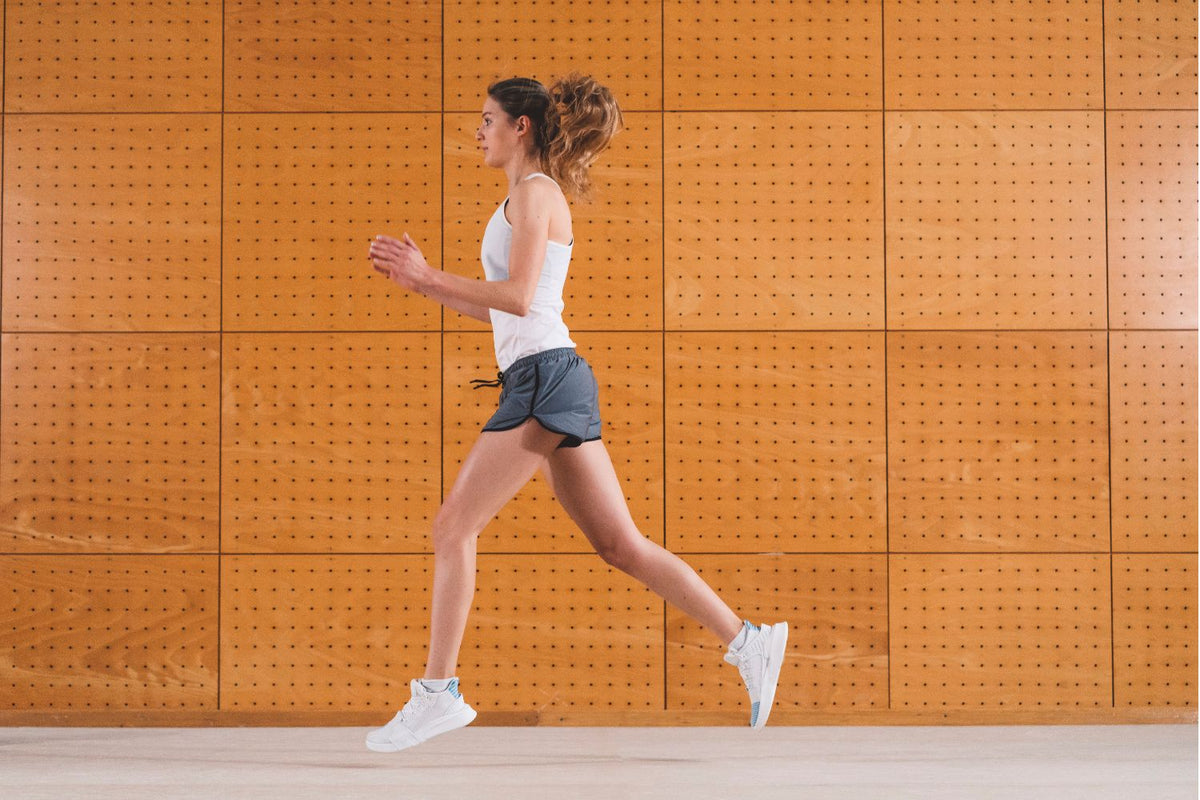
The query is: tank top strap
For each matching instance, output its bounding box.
[521,171,556,184]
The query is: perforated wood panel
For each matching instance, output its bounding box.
[1,334,219,552]
[2,555,217,709]
[892,555,1112,710]
[224,114,439,330]
[1113,554,1196,707]
[2,115,221,331]
[444,4,660,111]
[1105,0,1199,110]
[4,1,222,113]
[668,555,887,711]
[222,554,661,711]
[444,112,663,332]
[1107,111,1198,328]
[665,113,883,329]
[887,112,1106,329]
[222,555,429,710]
[666,333,885,552]
[886,0,1102,109]
[889,332,1109,551]
[464,555,661,710]
[443,332,662,552]
[224,1,441,112]
[221,334,440,552]
[664,1,880,109]
[1110,331,1197,552]
[1,1,1196,726]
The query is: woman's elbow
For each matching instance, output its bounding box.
[508,294,535,317]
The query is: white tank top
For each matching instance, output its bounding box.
[480,172,576,371]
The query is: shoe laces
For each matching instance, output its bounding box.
[397,683,435,724]
[727,631,764,695]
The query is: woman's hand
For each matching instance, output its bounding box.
[369,233,431,293]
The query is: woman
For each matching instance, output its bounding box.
[364,73,787,752]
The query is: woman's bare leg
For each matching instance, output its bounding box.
[425,418,566,678]
[541,439,743,645]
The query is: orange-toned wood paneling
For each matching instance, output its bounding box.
[1110,331,1198,552]
[886,112,1107,329]
[889,332,1110,552]
[1,334,220,552]
[892,554,1112,710]
[223,114,441,331]
[665,112,883,329]
[1,555,218,710]
[1105,0,1199,110]
[221,553,662,713]
[1107,111,1198,328]
[224,1,441,112]
[5,1,223,113]
[221,333,441,552]
[886,0,1103,109]
[664,1,881,110]
[2,115,221,331]
[0,0,1194,726]
[665,332,886,552]
[1113,554,1197,707]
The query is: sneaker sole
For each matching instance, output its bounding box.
[753,621,789,730]
[364,705,478,752]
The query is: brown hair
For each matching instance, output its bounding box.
[486,72,624,202]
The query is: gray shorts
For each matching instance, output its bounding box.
[476,348,602,448]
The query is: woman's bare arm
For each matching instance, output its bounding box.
[369,181,555,320]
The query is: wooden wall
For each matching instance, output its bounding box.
[1,1,1195,726]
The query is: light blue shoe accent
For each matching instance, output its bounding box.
[750,701,761,727]
[448,678,461,699]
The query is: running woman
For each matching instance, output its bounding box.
[364,73,788,752]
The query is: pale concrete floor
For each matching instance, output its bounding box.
[0,725,1195,800]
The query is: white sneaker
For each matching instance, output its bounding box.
[724,621,789,729]
[365,678,477,752]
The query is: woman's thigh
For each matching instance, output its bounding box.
[541,439,643,553]
[437,418,566,541]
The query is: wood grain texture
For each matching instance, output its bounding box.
[1107,111,1198,328]
[1105,0,1199,110]
[892,554,1112,710]
[1113,554,1196,708]
[224,0,441,112]
[1,555,217,709]
[886,111,1106,329]
[221,553,662,712]
[221,333,441,553]
[665,112,883,329]
[889,332,1109,552]
[223,113,440,330]
[4,0,222,113]
[666,332,886,552]
[1,334,220,552]
[667,554,888,712]
[886,0,1103,109]
[1110,332,1197,552]
[443,3,661,111]
[664,0,881,109]
[1,115,221,331]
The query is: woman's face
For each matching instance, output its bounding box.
[476,96,530,168]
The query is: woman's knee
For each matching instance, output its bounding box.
[594,530,648,573]
[430,506,484,552]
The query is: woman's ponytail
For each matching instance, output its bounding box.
[487,72,624,202]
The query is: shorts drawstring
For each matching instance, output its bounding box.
[470,372,504,389]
